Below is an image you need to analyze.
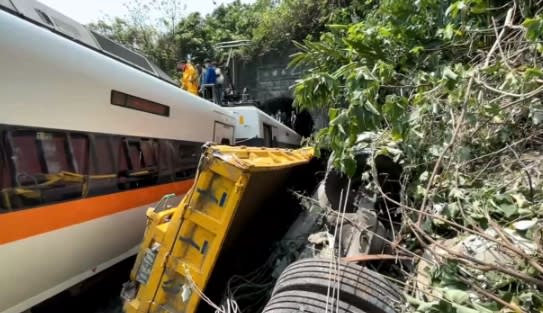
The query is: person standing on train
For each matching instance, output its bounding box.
[177,60,199,95]
[205,60,217,84]
[215,64,224,105]
[202,59,217,101]
[199,61,207,96]
[195,63,203,96]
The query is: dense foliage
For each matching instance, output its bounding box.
[291,0,543,311]
[88,0,350,76]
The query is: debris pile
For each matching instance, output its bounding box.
[265,127,543,313]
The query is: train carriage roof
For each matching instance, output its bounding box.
[1,0,176,85]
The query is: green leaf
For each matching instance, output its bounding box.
[449,187,465,199]
[470,6,487,14]
[342,157,357,177]
[443,288,470,304]
[391,128,403,141]
[498,203,518,218]
[531,107,543,125]
[470,303,495,313]
[419,171,429,182]
[523,16,543,41]
[327,24,349,31]
[429,145,442,156]
[365,100,381,116]
[410,45,425,55]
[442,24,455,40]
[443,66,458,80]
[510,193,528,207]
[329,108,339,120]
[457,146,472,161]
[524,67,543,80]
[444,203,460,219]
[422,218,434,233]
[453,304,483,313]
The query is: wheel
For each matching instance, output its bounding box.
[272,258,401,313]
[263,290,367,313]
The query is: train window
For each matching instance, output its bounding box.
[116,137,128,173]
[35,9,55,27]
[50,16,81,37]
[8,130,43,185]
[2,130,91,209]
[174,143,199,179]
[141,140,158,168]
[0,153,10,189]
[123,139,143,171]
[69,134,89,174]
[92,136,116,175]
[158,140,175,181]
[91,31,155,73]
[38,132,71,174]
[110,90,170,117]
[0,165,10,212]
[0,127,202,212]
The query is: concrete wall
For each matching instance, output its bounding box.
[233,49,301,103]
[230,49,328,133]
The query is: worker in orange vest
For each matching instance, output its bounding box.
[177,60,199,95]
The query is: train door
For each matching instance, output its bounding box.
[263,123,273,147]
[213,121,234,145]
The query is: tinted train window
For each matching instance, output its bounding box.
[173,143,199,179]
[111,90,170,117]
[117,137,129,173]
[70,134,89,174]
[158,140,175,182]
[0,126,202,213]
[0,148,11,189]
[141,140,158,168]
[91,31,154,73]
[35,9,54,26]
[0,136,12,212]
[38,132,71,173]
[125,139,143,171]
[93,136,116,175]
[3,130,86,210]
[9,130,43,185]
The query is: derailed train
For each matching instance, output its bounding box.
[0,1,300,312]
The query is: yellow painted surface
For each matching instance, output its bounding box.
[124,145,314,313]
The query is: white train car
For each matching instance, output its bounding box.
[0,2,259,313]
[226,106,301,148]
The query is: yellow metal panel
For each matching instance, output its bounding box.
[123,145,314,313]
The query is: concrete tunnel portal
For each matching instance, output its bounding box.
[260,97,314,138]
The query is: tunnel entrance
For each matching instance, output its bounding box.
[260,97,314,138]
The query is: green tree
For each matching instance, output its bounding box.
[251,0,369,53]
[174,12,212,63]
[291,0,543,310]
[89,0,265,76]
[205,0,259,43]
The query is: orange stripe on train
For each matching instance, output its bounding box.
[0,180,193,244]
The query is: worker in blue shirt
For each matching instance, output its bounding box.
[205,61,217,84]
[202,59,217,101]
